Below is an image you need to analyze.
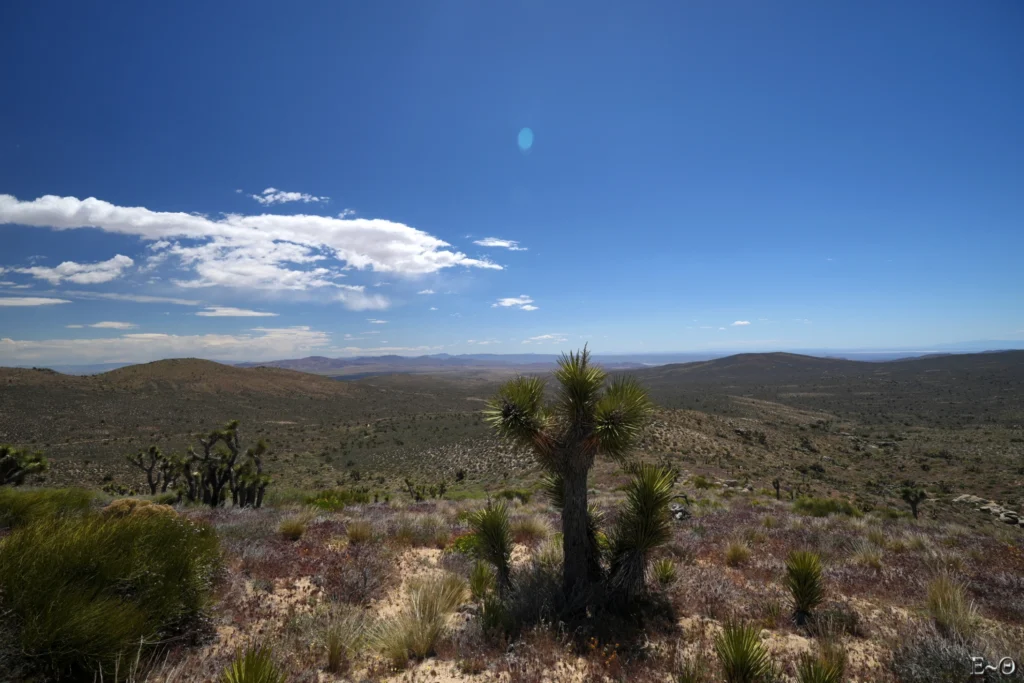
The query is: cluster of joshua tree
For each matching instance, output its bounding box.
[126,420,270,508]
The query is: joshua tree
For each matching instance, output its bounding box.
[485,346,653,601]
[0,445,48,486]
[901,486,927,519]
[126,445,165,494]
[772,478,782,500]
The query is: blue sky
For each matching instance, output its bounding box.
[1,1,1022,365]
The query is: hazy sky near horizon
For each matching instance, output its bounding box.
[1,1,1022,365]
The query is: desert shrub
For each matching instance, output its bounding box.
[715,619,772,683]
[416,514,450,548]
[468,501,513,595]
[786,550,824,625]
[391,513,418,545]
[0,510,220,680]
[866,528,888,547]
[469,561,496,600]
[927,574,978,639]
[102,497,176,520]
[761,515,779,529]
[324,607,369,674]
[725,540,751,567]
[446,532,478,556]
[794,496,862,518]
[511,515,549,544]
[278,515,307,541]
[888,622,979,683]
[220,644,285,683]
[691,475,715,489]
[676,651,714,683]
[807,600,866,639]
[371,573,468,668]
[497,488,532,504]
[319,543,396,606]
[0,487,93,528]
[0,445,48,486]
[306,488,371,511]
[651,558,677,587]
[346,519,374,544]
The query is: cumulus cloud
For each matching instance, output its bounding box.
[0,194,502,292]
[473,237,527,251]
[417,289,435,295]
[522,333,567,344]
[0,297,71,306]
[429,307,438,311]
[196,306,278,317]
[249,187,329,205]
[492,295,537,310]
[731,320,751,326]
[0,326,329,364]
[14,254,133,285]
[336,285,389,311]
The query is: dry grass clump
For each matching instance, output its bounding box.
[277,514,309,541]
[371,573,468,669]
[651,558,677,588]
[345,519,374,544]
[796,641,846,683]
[852,544,883,572]
[724,539,751,567]
[511,515,549,545]
[323,607,369,674]
[927,573,978,639]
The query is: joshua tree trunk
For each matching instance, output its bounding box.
[561,463,596,599]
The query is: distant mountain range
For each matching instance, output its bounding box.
[21,340,1024,375]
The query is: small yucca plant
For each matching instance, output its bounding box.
[468,502,513,596]
[714,619,772,683]
[927,573,977,639]
[607,463,676,599]
[220,644,286,683]
[786,550,824,626]
[797,641,846,683]
[651,557,677,588]
[469,560,495,600]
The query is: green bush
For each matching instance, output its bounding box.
[306,488,371,511]
[468,502,513,596]
[0,509,220,680]
[469,561,496,600]
[793,496,862,518]
[0,487,93,529]
[446,532,479,556]
[496,488,532,504]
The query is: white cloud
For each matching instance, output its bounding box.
[366,318,387,324]
[196,306,278,317]
[14,254,133,285]
[417,289,435,295]
[372,282,390,287]
[794,318,812,324]
[473,237,527,251]
[337,209,356,218]
[89,321,138,329]
[0,194,503,293]
[429,307,438,311]
[62,291,202,306]
[0,297,71,306]
[719,327,726,330]
[326,345,442,355]
[249,187,329,206]
[731,320,751,326]
[522,333,567,344]
[0,326,329,364]
[492,295,537,310]
[336,285,389,311]
[66,324,84,328]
